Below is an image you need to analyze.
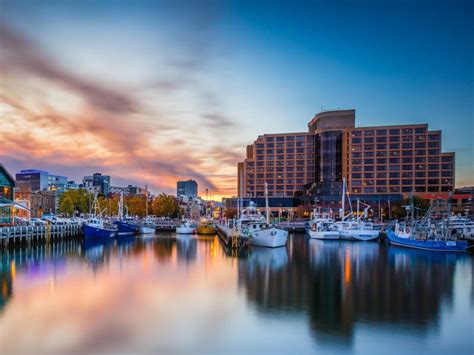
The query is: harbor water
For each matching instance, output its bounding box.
[0,234,473,354]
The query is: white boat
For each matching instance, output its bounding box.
[138,225,155,234]
[239,183,288,248]
[176,220,195,234]
[308,208,339,240]
[448,216,474,238]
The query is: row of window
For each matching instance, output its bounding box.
[351,135,432,144]
[351,186,451,193]
[351,178,453,186]
[247,173,313,180]
[350,151,453,161]
[351,171,453,179]
[263,135,312,142]
[351,128,430,136]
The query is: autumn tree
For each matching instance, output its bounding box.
[58,189,92,216]
[151,194,180,218]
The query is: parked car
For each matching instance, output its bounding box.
[30,218,46,226]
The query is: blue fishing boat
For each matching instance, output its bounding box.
[114,220,138,236]
[387,229,468,252]
[83,217,117,238]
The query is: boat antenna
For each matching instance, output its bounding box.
[265,182,270,225]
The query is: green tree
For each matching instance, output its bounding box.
[58,189,92,216]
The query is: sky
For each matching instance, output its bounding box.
[1,0,473,199]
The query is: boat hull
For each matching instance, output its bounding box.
[387,231,468,252]
[196,225,216,235]
[250,228,288,248]
[138,226,155,234]
[83,224,116,238]
[115,221,137,236]
[176,227,195,234]
[308,230,339,240]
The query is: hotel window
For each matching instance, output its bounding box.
[376,151,387,157]
[352,173,362,179]
[441,163,453,170]
[296,172,305,178]
[376,172,387,178]
[389,151,400,157]
[427,142,439,148]
[266,168,274,173]
[441,171,453,177]
[364,173,374,178]
[364,158,374,165]
[376,165,386,171]
[415,127,426,134]
[376,129,387,135]
[428,149,439,155]
[352,152,362,158]
[402,135,412,142]
[276,146,284,151]
[364,187,374,193]
[389,165,400,171]
[402,186,412,192]
[352,145,362,151]
[428,179,439,185]
[376,158,387,164]
[415,157,426,163]
[389,158,399,164]
[286,154,295,160]
[364,137,374,143]
[286,167,294,172]
[256,179,264,184]
[256,143,264,148]
[415,135,426,141]
[296,160,305,166]
[389,186,400,193]
[415,171,426,177]
[402,179,412,185]
[415,142,425,149]
[266,172,274,177]
[352,188,361,193]
[256,149,264,155]
[286,185,294,190]
[296,179,304,184]
[428,171,438,177]
[276,179,284,184]
[296,135,305,141]
[376,144,387,150]
[276,136,285,142]
[296,167,305,172]
[257,174,264,179]
[276,167,284,172]
[428,164,439,170]
[352,131,362,137]
[365,166,374,171]
[376,136,387,143]
[428,134,439,141]
[287,142,295,148]
[266,143,274,148]
[352,180,362,186]
[364,144,374,150]
[402,165,412,171]
[415,179,425,185]
[415,150,426,156]
[256,167,264,172]
[402,143,413,149]
[389,136,400,142]
[277,155,284,160]
[389,172,400,178]
[415,164,425,170]
[364,151,374,157]
[296,148,305,153]
[307,172,314,178]
[377,187,388,193]
[364,179,374,186]
[442,178,453,185]
[266,137,274,142]
[287,136,295,141]
[296,142,305,148]
[353,166,363,172]
[276,161,284,166]
[402,172,413,177]
[402,128,413,134]
[267,161,274,167]
[402,157,412,163]
[287,147,295,153]
[402,150,412,156]
[364,130,375,136]
[352,138,362,144]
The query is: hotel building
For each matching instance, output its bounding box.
[238,109,455,205]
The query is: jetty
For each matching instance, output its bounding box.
[0,224,82,248]
[216,224,249,249]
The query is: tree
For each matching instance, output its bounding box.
[151,194,180,218]
[58,189,92,216]
[126,195,147,217]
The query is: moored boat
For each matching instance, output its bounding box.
[176,220,195,234]
[83,217,117,238]
[196,222,216,235]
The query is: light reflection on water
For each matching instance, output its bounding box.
[0,234,472,354]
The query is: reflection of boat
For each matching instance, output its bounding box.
[248,246,288,271]
[175,234,197,262]
[176,220,195,234]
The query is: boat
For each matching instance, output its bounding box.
[83,217,117,239]
[83,194,117,238]
[138,222,155,235]
[447,216,474,239]
[196,222,216,235]
[176,220,196,234]
[386,193,468,252]
[114,192,138,236]
[242,183,288,248]
[308,207,339,240]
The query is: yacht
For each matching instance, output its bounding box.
[308,209,339,240]
[176,220,196,234]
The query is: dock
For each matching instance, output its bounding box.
[0,224,82,249]
[155,220,177,232]
[276,221,308,233]
[216,224,249,249]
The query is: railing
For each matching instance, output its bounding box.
[0,223,83,246]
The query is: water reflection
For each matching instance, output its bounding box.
[0,234,472,354]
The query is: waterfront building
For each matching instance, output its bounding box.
[14,188,56,218]
[177,179,198,198]
[110,185,148,196]
[82,173,111,196]
[15,169,68,193]
[238,109,455,207]
[0,164,16,224]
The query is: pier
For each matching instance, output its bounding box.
[216,224,249,249]
[0,224,82,249]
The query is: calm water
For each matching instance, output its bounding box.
[0,234,473,354]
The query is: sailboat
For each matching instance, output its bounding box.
[308,206,339,240]
[83,193,117,238]
[114,192,138,236]
[246,183,288,248]
[138,191,155,234]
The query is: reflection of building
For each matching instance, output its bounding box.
[177,179,198,198]
[237,238,457,346]
[0,164,16,224]
[238,109,455,207]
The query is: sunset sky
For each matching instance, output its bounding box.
[1,0,473,199]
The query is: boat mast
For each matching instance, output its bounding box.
[118,191,124,221]
[265,182,270,225]
[341,178,346,221]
